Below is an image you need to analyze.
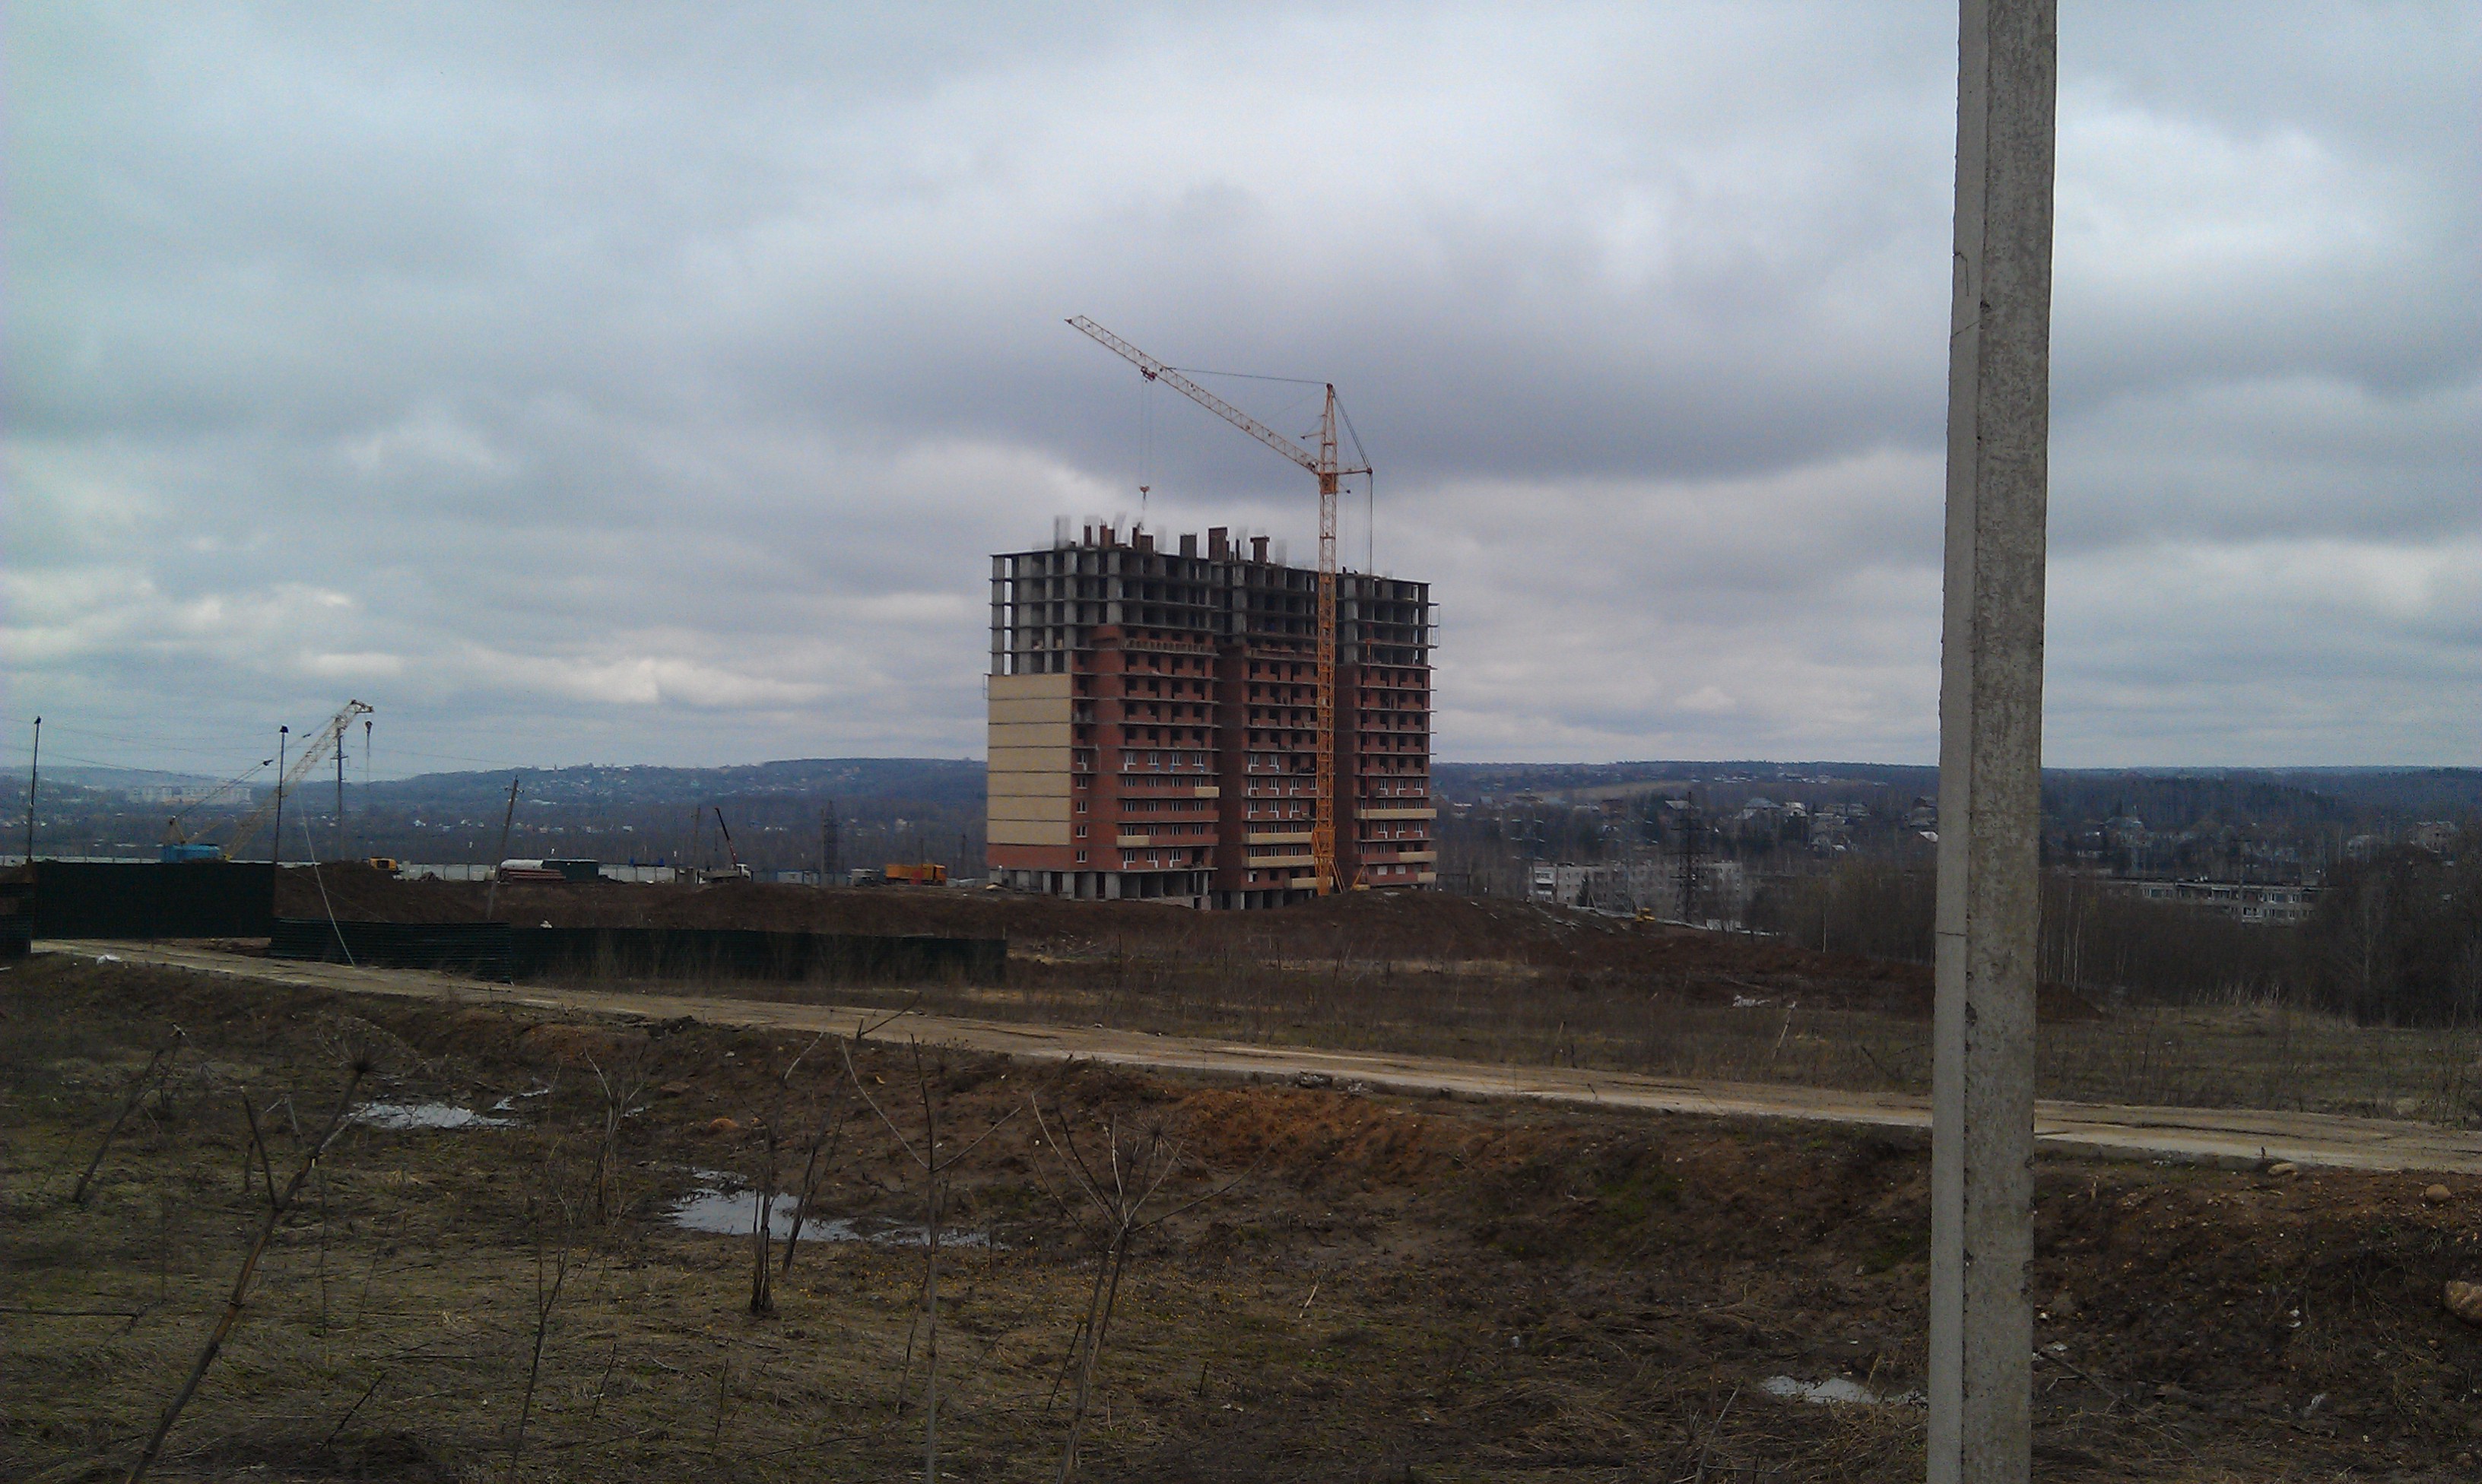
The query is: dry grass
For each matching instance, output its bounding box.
[8,955,2482,1482]
[557,953,2482,1125]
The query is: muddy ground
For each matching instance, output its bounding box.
[9,953,2482,1482]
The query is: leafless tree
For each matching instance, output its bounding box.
[1027,1098,1254,1482]
[779,1083,852,1275]
[746,1030,831,1316]
[73,1025,186,1204]
[843,1038,1016,1484]
[125,1046,373,1484]
[507,1137,578,1479]
[583,1048,650,1226]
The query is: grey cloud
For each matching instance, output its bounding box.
[5,2,2475,775]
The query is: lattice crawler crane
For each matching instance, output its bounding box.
[214,700,374,861]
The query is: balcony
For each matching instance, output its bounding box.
[1247,851,1318,868]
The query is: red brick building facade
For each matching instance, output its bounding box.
[987,524,1433,908]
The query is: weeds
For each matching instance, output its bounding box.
[12,955,2478,1483]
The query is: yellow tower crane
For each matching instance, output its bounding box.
[1067,317,1367,894]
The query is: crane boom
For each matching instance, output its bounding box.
[1067,317,1369,895]
[223,700,373,858]
[1067,316,1322,474]
[163,758,275,848]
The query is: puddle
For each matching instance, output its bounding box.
[1761,1375,1921,1406]
[354,1101,515,1130]
[664,1175,995,1248]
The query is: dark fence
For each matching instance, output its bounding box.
[30,861,275,938]
[268,918,514,976]
[512,926,1005,985]
[268,919,1005,987]
[1,875,30,959]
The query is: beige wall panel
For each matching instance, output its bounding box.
[988,770,1071,799]
[989,696,1074,725]
[988,720,1072,750]
[988,674,1072,703]
[990,818,1072,847]
[988,745,1071,775]
[989,794,1071,823]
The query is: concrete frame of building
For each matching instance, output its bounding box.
[986,523,1434,908]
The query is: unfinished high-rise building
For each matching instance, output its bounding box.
[986,522,1434,908]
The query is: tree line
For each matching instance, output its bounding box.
[1745,828,2480,1026]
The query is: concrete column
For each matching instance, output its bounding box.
[1928,2,2054,1482]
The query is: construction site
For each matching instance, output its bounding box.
[986,319,1434,910]
[5,299,2481,1479]
[9,13,2480,1478]
[6,300,2480,1478]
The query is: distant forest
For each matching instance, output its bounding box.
[1745,835,2481,1028]
[12,758,986,877]
[14,758,2474,880]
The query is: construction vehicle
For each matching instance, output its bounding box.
[705,807,752,882]
[160,758,275,861]
[497,858,598,883]
[163,699,373,861]
[1068,317,1369,893]
[884,862,948,886]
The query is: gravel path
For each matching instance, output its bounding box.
[48,937,2482,1175]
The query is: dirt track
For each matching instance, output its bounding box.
[49,938,2482,1175]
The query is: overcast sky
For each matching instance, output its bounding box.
[7,2,2476,780]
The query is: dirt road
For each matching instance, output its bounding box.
[53,939,2482,1175]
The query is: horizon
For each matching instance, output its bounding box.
[19,753,2480,793]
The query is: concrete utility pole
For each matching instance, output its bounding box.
[24,716,39,867]
[484,776,520,921]
[1928,2,2055,1482]
[271,726,289,866]
[335,718,348,862]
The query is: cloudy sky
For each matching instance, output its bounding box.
[7,2,2476,779]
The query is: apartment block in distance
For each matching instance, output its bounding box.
[987,522,1434,908]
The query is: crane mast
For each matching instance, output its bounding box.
[1067,317,1365,895]
[1312,385,1341,895]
